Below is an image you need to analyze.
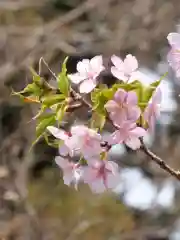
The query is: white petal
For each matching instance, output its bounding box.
[111,55,123,69]
[63,173,73,186]
[47,126,68,140]
[111,66,127,81]
[124,54,138,73]
[90,55,105,73]
[77,60,89,75]
[68,73,84,84]
[167,32,180,48]
[79,79,97,93]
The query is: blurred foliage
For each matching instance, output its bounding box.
[28,168,135,239]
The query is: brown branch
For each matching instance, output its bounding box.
[140,139,180,180]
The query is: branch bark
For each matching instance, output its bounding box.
[140,139,180,180]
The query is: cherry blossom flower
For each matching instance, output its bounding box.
[111,54,140,82]
[55,156,83,189]
[167,32,180,78]
[47,126,76,156]
[143,88,162,131]
[47,125,102,158]
[105,89,141,125]
[68,55,105,93]
[83,159,120,193]
[70,125,102,158]
[109,122,146,150]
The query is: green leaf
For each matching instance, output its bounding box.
[29,67,41,84]
[101,88,114,99]
[91,88,101,103]
[41,94,65,107]
[36,114,56,140]
[90,112,106,130]
[44,132,61,148]
[57,57,69,96]
[24,83,42,96]
[93,92,107,115]
[56,103,67,123]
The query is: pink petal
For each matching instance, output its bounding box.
[105,100,119,112]
[126,91,138,105]
[111,66,127,81]
[88,129,102,141]
[47,126,68,140]
[114,88,127,103]
[68,73,85,84]
[105,161,119,174]
[110,130,124,145]
[89,179,106,193]
[111,55,123,69]
[149,115,155,132]
[167,32,180,48]
[90,55,105,73]
[124,54,138,73]
[168,50,180,78]
[125,137,141,150]
[71,125,88,136]
[129,126,146,138]
[127,107,141,122]
[65,137,80,154]
[83,165,97,183]
[83,144,102,159]
[152,88,162,104]
[143,103,151,122]
[110,108,127,125]
[107,173,120,189]
[55,156,70,169]
[79,79,97,93]
[59,144,69,156]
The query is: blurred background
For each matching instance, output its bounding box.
[1,0,180,239]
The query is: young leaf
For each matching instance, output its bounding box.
[36,114,56,142]
[90,112,106,130]
[56,103,67,123]
[41,94,65,107]
[57,57,69,96]
[44,132,61,148]
[30,67,41,84]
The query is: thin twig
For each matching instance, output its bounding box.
[140,139,180,180]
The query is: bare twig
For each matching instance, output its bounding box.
[140,139,180,180]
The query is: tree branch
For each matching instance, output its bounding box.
[140,139,180,180]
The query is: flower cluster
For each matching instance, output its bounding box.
[16,31,180,194]
[48,125,120,193]
[45,53,164,193]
